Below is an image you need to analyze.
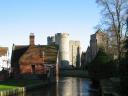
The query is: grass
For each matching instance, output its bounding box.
[0,85,17,91]
[0,79,44,91]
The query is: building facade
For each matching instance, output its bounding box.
[81,30,108,69]
[11,33,58,78]
[69,40,80,68]
[47,32,81,69]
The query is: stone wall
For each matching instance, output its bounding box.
[19,46,46,74]
[48,33,81,69]
[81,30,108,69]
[69,40,80,68]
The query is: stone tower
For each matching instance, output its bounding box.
[69,40,80,68]
[83,29,108,67]
[55,33,70,68]
[47,36,55,45]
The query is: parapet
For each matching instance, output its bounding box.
[30,33,34,36]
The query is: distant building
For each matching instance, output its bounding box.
[126,15,128,34]
[47,36,55,45]
[0,47,9,71]
[11,33,58,78]
[81,29,108,69]
[69,40,80,68]
[81,52,86,70]
[47,33,81,69]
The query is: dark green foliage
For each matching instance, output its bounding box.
[124,38,128,48]
[11,46,29,68]
[120,37,128,95]
[123,38,128,58]
[91,48,110,64]
[88,48,115,79]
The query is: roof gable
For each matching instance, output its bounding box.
[0,47,8,56]
[11,45,58,67]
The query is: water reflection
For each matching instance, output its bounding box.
[60,77,90,96]
[17,77,100,96]
[10,92,25,96]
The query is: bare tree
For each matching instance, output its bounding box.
[96,0,128,62]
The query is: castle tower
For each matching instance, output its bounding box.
[89,30,108,62]
[29,33,35,46]
[69,40,81,68]
[55,33,61,45]
[55,33,70,68]
[47,36,55,45]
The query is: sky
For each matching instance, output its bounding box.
[0,0,100,53]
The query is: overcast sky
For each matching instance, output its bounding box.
[0,0,100,53]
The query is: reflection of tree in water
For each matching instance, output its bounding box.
[10,92,25,96]
[89,80,101,96]
[26,84,57,96]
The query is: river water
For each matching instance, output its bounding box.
[23,77,101,96]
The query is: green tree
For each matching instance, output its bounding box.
[88,48,114,79]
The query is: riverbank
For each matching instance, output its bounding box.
[0,79,56,96]
[100,77,120,96]
[60,69,120,96]
[26,77,96,96]
[60,69,89,78]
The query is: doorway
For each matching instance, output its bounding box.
[31,64,35,74]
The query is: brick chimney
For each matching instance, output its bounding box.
[30,33,35,46]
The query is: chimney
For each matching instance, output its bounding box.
[29,33,35,46]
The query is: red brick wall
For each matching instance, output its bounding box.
[19,47,47,74]
[20,64,45,74]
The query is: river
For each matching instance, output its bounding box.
[24,77,101,96]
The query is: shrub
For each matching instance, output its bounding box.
[88,48,115,79]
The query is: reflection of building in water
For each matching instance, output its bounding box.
[47,33,81,69]
[0,47,9,71]
[62,78,76,96]
[61,77,90,96]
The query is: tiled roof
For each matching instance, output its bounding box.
[11,45,29,67]
[11,45,58,67]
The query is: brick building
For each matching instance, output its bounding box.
[11,33,58,78]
